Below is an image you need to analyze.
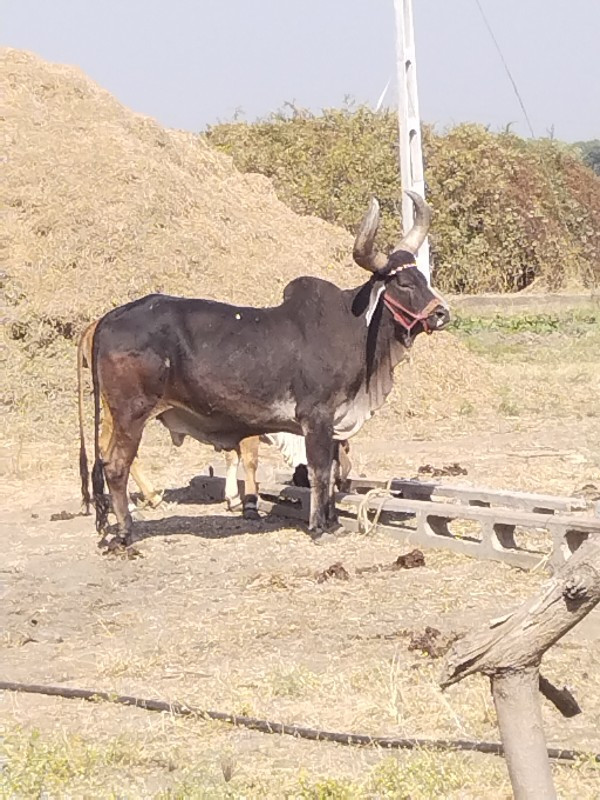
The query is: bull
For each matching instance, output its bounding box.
[78,321,329,518]
[80,192,449,545]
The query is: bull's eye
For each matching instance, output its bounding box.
[395,278,414,293]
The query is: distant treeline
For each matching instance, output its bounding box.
[206,107,600,293]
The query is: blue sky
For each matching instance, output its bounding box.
[2,0,598,141]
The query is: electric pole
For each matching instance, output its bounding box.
[393,0,431,283]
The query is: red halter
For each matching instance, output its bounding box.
[382,266,443,335]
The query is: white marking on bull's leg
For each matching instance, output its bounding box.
[226,495,243,512]
[224,448,241,513]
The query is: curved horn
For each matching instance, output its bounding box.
[352,197,389,272]
[394,190,432,255]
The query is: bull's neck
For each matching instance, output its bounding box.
[344,281,408,387]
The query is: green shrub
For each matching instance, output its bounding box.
[206,107,600,294]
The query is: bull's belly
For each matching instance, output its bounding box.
[157,405,301,451]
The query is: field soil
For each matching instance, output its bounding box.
[2,396,600,798]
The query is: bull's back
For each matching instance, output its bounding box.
[95,293,298,414]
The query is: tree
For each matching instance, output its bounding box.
[575,140,600,176]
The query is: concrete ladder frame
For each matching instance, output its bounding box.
[187,472,598,574]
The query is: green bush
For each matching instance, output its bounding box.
[575,140,600,176]
[206,107,600,293]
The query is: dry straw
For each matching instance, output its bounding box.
[0,48,495,467]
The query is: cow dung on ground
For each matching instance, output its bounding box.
[1,47,497,469]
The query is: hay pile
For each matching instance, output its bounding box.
[1,48,352,323]
[0,49,494,470]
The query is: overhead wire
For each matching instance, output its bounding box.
[473,0,536,138]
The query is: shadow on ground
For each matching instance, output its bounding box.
[130,510,304,542]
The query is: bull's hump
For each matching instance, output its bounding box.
[283,275,342,306]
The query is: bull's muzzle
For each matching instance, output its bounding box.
[427,304,451,331]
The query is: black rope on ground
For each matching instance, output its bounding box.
[0,680,597,763]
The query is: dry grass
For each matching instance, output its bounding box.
[1,49,352,321]
[2,719,597,799]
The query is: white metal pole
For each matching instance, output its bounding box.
[393,0,431,283]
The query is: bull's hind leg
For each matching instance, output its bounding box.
[301,414,337,539]
[224,437,261,519]
[240,436,260,520]
[98,350,166,546]
[97,399,161,515]
[102,421,145,545]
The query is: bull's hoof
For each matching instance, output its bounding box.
[98,535,126,553]
[309,530,339,546]
[241,494,260,521]
[309,521,344,545]
[144,491,164,509]
[98,530,142,559]
[292,464,310,488]
[97,521,119,546]
[103,540,143,559]
[130,491,164,511]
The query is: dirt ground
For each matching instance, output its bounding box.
[2,320,600,798]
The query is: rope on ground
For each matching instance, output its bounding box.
[1,680,596,763]
[356,479,395,535]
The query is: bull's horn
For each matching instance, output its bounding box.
[393,190,432,255]
[352,197,389,272]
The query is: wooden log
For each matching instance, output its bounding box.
[538,675,581,718]
[441,538,600,685]
[440,537,600,799]
[492,667,557,800]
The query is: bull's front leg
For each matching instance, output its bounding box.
[302,415,337,540]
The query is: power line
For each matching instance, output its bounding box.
[473,0,536,138]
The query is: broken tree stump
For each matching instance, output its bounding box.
[491,667,556,799]
[440,537,600,800]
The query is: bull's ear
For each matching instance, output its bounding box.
[353,198,388,272]
[351,280,373,316]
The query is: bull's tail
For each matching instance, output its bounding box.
[77,323,95,514]
[90,322,109,532]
